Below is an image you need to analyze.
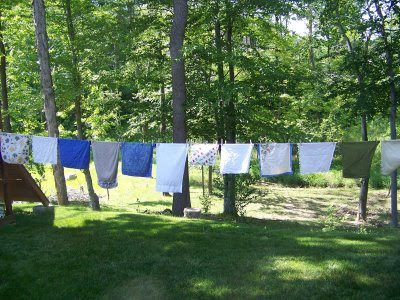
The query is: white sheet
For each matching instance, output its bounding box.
[258,143,292,176]
[298,142,336,174]
[32,136,58,165]
[381,140,400,175]
[220,144,253,174]
[156,143,188,193]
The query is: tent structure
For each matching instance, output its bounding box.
[0,160,49,224]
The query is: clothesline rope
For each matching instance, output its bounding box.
[0,132,392,194]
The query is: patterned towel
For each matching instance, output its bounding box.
[189,144,218,166]
[0,133,30,164]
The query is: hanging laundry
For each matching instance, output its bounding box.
[258,143,292,177]
[0,133,30,164]
[156,143,188,193]
[220,144,253,174]
[298,142,336,174]
[92,141,120,188]
[32,136,58,165]
[381,140,400,175]
[342,141,379,178]
[189,144,219,166]
[121,143,154,177]
[58,138,91,169]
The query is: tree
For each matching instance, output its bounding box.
[32,0,69,205]
[0,10,11,132]
[373,0,398,227]
[170,0,191,216]
[62,0,100,211]
[223,1,237,215]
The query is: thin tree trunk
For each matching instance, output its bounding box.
[32,0,69,205]
[160,83,167,137]
[307,12,315,69]
[223,8,237,216]
[170,0,190,216]
[62,0,99,210]
[358,113,369,221]
[338,23,370,222]
[160,83,170,197]
[214,13,224,143]
[208,166,213,195]
[375,0,398,227]
[0,11,11,132]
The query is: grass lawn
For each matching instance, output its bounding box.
[1,204,400,299]
[1,164,400,299]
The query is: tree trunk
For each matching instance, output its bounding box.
[358,113,369,221]
[62,0,100,210]
[375,0,398,227]
[223,9,237,216]
[338,23,370,222]
[160,83,167,138]
[160,83,170,197]
[0,11,11,132]
[307,12,315,69]
[32,0,69,205]
[170,0,190,216]
[214,15,224,143]
[208,166,213,195]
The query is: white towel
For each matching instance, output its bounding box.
[156,143,188,193]
[298,142,336,174]
[189,144,219,166]
[32,136,58,165]
[258,143,292,176]
[220,144,253,174]
[381,140,400,175]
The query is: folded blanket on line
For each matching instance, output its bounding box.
[32,136,58,165]
[258,143,292,177]
[92,141,120,188]
[189,144,219,166]
[342,141,379,178]
[156,143,188,193]
[121,143,154,178]
[298,142,336,174]
[381,140,400,176]
[220,144,253,174]
[0,133,30,164]
[58,138,91,169]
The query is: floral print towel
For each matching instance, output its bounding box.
[189,144,219,166]
[0,133,30,164]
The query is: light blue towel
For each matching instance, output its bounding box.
[58,138,90,169]
[121,143,154,177]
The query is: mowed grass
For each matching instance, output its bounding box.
[1,163,400,299]
[1,204,400,299]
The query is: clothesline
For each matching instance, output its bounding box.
[0,132,397,195]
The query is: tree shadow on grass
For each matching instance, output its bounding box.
[1,209,400,299]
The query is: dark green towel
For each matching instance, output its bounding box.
[342,141,379,178]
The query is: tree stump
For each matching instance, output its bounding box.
[184,208,201,218]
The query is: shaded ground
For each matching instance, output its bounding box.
[1,205,400,299]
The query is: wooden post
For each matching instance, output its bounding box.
[0,162,11,216]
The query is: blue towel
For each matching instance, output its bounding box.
[122,143,154,177]
[58,138,91,169]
